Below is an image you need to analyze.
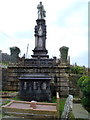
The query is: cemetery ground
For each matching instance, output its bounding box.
[0,91,90,119]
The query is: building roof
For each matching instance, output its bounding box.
[19,74,51,80]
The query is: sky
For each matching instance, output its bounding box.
[0,0,89,67]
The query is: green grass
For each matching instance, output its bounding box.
[59,98,66,116]
[12,95,21,101]
[1,99,11,106]
[51,96,56,103]
[0,62,9,66]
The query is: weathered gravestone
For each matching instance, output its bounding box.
[61,95,73,120]
[10,46,20,62]
[60,46,69,63]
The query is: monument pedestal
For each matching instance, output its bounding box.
[19,74,51,101]
[32,19,49,59]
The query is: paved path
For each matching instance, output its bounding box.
[72,103,90,119]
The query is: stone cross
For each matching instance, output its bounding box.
[61,95,73,120]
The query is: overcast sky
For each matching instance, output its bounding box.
[0,0,88,67]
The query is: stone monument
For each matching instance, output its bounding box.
[32,2,49,58]
[19,74,51,101]
[19,2,51,101]
[60,46,69,63]
[10,46,20,62]
[61,95,73,119]
[6,2,70,99]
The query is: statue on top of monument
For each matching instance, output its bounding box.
[37,2,46,19]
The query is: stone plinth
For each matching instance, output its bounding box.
[19,73,51,101]
[7,64,70,97]
[32,19,49,59]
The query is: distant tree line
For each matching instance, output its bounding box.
[70,65,87,75]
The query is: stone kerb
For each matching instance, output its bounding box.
[2,100,58,118]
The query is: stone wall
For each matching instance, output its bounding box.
[2,66,82,97]
[7,65,70,97]
[2,68,8,91]
[0,67,8,91]
[0,67,2,90]
[69,74,81,96]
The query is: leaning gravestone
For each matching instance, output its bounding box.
[61,95,73,120]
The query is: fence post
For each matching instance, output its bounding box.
[56,92,60,119]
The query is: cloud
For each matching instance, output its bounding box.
[13,31,33,39]
[0,0,88,67]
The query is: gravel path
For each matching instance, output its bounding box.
[72,103,90,119]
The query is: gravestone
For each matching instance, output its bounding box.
[10,46,20,62]
[61,95,73,120]
[60,46,69,63]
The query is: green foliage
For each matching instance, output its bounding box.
[78,76,90,97]
[78,76,90,111]
[12,96,21,101]
[0,62,9,66]
[78,76,88,87]
[82,97,90,107]
[1,99,11,106]
[51,96,56,103]
[70,66,85,74]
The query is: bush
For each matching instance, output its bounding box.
[82,97,90,107]
[78,76,90,97]
[78,76,90,111]
[70,66,85,74]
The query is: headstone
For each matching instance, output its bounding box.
[60,46,69,63]
[61,95,73,120]
[10,46,20,62]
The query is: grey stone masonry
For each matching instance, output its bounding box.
[0,67,2,90]
[32,19,49,58]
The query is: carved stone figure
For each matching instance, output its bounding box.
[37,2,46,19]
[61,95,73,120]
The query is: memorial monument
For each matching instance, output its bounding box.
[19,2,52,101]
[6,2,70,100]
[32,2,48,58]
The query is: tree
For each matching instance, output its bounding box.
[78,76,90,111]
[70,66,85,74]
